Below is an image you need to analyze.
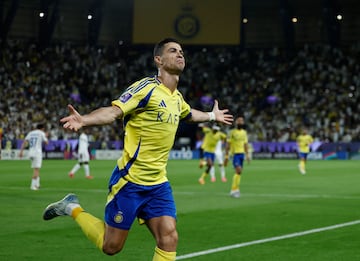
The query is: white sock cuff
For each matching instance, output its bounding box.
[65,203,81,216]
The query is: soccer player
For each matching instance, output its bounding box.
[224,116,250,198]
[212,139,227,182]
[296,128,314,175]
[68,130,93,179]
[19,123,49,190]
[198,124,227,184]
[42,38,233,261]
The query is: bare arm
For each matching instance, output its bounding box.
[189,100,233,125]
[244,143,250,164]
[19,140,28,157]
[60,104,123,132]
[224,142,230,166]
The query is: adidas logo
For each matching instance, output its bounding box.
[159,100,167,107]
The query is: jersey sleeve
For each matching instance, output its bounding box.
[111,78,154,116]
[42,132,48,143]
[178,91,191,120]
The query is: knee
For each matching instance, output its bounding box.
[102,243,124,256]
[169,229,178,245]
[158,229,178,250]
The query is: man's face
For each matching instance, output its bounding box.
[156,42,185,75]
[236,117,244,125]
[235,117,245,129]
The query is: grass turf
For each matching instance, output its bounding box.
[0,159,359,260]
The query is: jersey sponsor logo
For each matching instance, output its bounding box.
[119,92,132,103]
[156,112,180,125]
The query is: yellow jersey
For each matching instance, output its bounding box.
[227,128,248,154]
[112,76,191,185]
[297,134,313,153]
[201,127,227,153]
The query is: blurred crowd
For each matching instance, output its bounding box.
[0,39,359,149]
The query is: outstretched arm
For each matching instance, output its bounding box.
[60,104,123,132]
[189,100,233,125]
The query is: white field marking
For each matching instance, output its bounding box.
[176,220,360,260]
[1,186,359,200]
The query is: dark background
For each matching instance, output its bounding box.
[1,0,359,48]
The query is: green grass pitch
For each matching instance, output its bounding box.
[0,159,359,260]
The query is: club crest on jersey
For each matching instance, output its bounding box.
[119,93,132,103]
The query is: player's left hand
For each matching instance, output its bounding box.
[212,100,233,125]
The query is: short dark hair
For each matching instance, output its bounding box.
[36,123,45,129]
[153,38,180,57]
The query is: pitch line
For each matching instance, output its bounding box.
[176,219,360,260]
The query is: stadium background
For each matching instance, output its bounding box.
[2,0,359,46]
[0,2,360,260]
[0,0,359,160]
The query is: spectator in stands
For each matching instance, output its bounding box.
[1,40,359,144]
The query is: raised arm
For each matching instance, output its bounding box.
[189,100,233,125]
[60,104,123,132]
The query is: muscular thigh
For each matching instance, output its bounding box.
[146,216,177,239]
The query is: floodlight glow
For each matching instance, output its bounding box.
[88,14,93,20]
[39,12,45,18]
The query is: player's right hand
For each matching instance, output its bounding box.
[60,104,83,131]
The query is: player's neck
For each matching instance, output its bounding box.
[157,72,179,93]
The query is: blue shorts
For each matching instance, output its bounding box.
[299,152,308,160]
[105,177,176,230]
[233,153,245,168]
[203,151,215,162]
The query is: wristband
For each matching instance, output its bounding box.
[207,112,215,122]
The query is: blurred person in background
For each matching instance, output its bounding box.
[68,129,93,179]
[296,127,314,175]
[225,116,250,198]
[198,123,227,184]
[212,137,228,182]
[19,123,48,190]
